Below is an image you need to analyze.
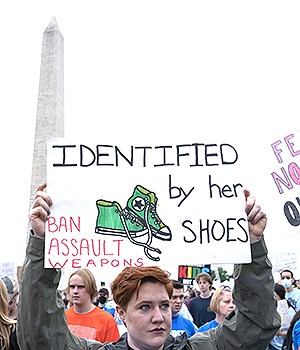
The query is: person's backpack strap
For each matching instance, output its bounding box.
[282,324,293,350]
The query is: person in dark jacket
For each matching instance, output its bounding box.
[17,183,280,350]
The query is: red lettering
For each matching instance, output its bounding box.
[134,257,144,267]
[47,238,124,260]
[72,259,81,268]
[71,238,79,256]
[70,216,80,232]
[100,259,109,266]
[59,217,68,232]
[47,216,81,233]
[91,239,101,256]
[48,217,58,233]
[61,238,69,256]
[113,239,123,256]
[123,259,132,266]
[79,239,90,255]
[111,259,120,267]
[48,238,59,254]
[47,259,68,268]
[86,259,97,267]
[178,266,187,279]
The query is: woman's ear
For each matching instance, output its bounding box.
[116,305,126,324]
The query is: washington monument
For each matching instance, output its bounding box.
[29,17,64,204]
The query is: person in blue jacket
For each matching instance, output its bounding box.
[170,280,197,337]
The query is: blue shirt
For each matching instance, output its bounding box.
[293,318,300,349]
[171,314,197,338]
[286,288,300,312]
[197,319,219,332]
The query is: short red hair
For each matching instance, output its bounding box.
[111,266,173,310]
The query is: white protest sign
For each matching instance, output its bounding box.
[45,137,251,270]
[270,251,298,273]
[263,130,300,274]
[268,131,300,237]
[0,261,15,277]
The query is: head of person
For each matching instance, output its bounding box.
[280,269,295,291]
[188,288,196,299]
[274,283,286,301]
[210,286,234,321]
[111,266,173,350]
[195,272,213,295]
[0,279,17,349]
[0,278,9,317]
[67,269,98,306]
[98,287,109,305]
[0,276,19,319]
[61,291,70,308]
[170,280,184,317]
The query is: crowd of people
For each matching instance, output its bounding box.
[0,183,300,349]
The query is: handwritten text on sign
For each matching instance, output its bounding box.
[270,132,300,228]
[45,138,250,269]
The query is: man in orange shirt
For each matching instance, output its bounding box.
[65,268,119,343]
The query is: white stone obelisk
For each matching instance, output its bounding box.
[29,17,64,203]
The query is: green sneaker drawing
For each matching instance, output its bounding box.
[95,200,147,238]
[95,199,162,261]
[95,185,171,262]
[125,185,172,241]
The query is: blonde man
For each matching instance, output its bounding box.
[65,268,119,343]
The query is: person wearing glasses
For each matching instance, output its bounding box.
[280,269,300,312]
[197,286,234,332]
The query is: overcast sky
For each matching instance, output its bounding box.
[1,1,300,282]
